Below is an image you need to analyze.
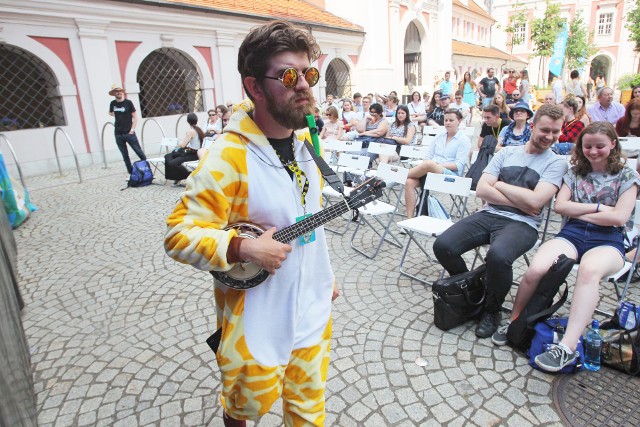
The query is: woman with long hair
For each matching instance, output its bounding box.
[459,71,478,119]
[632,86,640,101]
[379,105,416,164]
[340,100,357,131]
[408,91,426,124]
[492,122,640,373]
[519,70,531,106]
[427,91,442,114]
[575,95,591,127]
[492,92,510,120]
[616,98,640,137]
[164,112,204,184]
[558,96,585,145]
[319,106,344,140]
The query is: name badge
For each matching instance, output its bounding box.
[296,214,316,245]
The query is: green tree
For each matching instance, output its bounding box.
[564,12,596,72]
[530,1,564,86]
[626,0,640,71]
[502,1,528,67]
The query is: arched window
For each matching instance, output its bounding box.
[0,44,66,131]
[325,59,351,99]
[404,22,422,89]
[137,48,204,118]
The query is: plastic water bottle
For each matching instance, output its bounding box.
[584,319,602,371]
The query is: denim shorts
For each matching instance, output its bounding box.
[555,219,625,262]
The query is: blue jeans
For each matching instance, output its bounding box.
[433,211,538,313]
[115,132,146,173]
[481,97,494,109]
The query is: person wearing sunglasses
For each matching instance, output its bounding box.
[164,21,337,427]
[204,105,228,137]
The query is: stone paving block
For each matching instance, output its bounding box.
[23,165,623,425]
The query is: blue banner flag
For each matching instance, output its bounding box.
[549,22,569,77]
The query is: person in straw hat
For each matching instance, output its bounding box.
[108,84,146,174]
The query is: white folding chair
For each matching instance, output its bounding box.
[367,141,398,166]
[460,126,476,140]
[399,144,430,168]
[322,154,369,234]
[397,173,473,283]
[147,137,179,181]
[423,126,446,137]
[350,163,410,259]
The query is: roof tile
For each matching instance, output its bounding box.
[452,40,526,63]
[154,0,363,32]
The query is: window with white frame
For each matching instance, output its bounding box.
[597,13,613,36]
[513,23,526,45]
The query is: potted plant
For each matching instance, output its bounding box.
[617,74,640,105]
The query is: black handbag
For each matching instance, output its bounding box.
[432,264,487,331]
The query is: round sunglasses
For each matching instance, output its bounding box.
[263,67,320,89]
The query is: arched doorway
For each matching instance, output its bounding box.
[137,48,204,118]
[404,22,422,91]
[325,59,351,99]
[0,44,66,131]
[589,55,611,86]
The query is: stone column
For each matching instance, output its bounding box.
[75,19,113,153]
[215,30,243,103]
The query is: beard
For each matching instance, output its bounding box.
[264,87,316,130]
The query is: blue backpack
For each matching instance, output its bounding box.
[126,160,153,188]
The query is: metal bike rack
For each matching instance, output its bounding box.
[100,122,114,169]
[53,127,82,183]
[140,118,167,153]
[174,113,188,137]
[0,133,28,190]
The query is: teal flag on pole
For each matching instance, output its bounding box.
[549,22,569,77]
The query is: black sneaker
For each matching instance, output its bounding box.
[534,343,578,372]
[476,311,501,338]
[491,322,511,346]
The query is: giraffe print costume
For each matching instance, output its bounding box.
[165,100,334,425]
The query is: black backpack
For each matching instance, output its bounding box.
[506,254,576,351]
[465,135,498,191]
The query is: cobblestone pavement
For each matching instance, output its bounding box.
[14,162,638,427]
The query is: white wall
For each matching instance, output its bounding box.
[0,0,364,176]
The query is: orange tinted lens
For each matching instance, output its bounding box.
[305,67,320,87]
[281,68,298,88]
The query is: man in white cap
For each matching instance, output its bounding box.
[108,85,146,174]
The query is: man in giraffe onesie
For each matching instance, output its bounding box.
[164,21,338,427]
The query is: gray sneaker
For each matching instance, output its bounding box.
[534,344,577,372]
[491,322,510,346]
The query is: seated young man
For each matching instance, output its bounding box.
[404,109,471,219]
[425,94,451,126]
[432,104,568,338]
[476,104,511,150]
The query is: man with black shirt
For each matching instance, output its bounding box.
[426,93,451,126]
[164,21,338,427]
[479,68,501,109]
[476,104,511,150]
[108,85,146,174]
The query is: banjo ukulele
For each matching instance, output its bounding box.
[211,177,385,289]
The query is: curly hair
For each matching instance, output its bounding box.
[238,21,321,101]
[570,121,624,177]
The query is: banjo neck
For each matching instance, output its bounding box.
[272,199,351,243]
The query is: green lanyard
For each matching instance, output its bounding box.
[275,140,309,212]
